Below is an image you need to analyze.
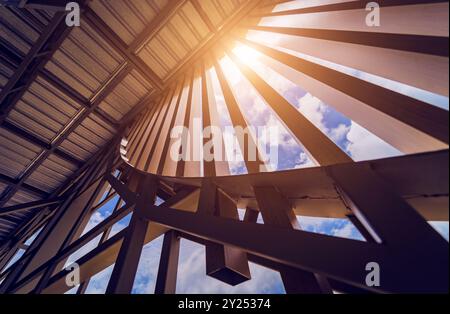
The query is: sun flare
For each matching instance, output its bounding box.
[232,44,260,65]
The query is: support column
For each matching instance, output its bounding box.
[243,207,259,223]
[154,230,180,294]
[328,163,449,292]
[198,179,251,285]
[106,174,157,294]
[253,186,332,294]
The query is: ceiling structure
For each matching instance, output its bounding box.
[0,0,447,295]
[0,0,265,242]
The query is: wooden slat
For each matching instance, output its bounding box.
[175,70,195,177]
[156,75,189,175]
[243,28,448,96]
[203,58,230,176]
[236,36,449,147]
[224,42,352,166]
[247,26,448,57]
[201,61,215,177]
[146,82,183,173]
[212,52,266,173]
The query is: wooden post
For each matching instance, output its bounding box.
[106,174,157,294]
[198,179,251,285]
[254,186,332,294]
[154,230,180,294]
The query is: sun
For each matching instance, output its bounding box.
[232,44,260,66]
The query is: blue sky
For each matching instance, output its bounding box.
[4,1,448,294]
[59,192,448,294]
[69,8,448,293]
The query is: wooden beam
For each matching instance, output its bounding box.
[0,198,61,217]
[254,186,331,294]
[252,0,448,18]
[128,0,188,53]
[0,64,132,208]
[211,52,266,173]
[162,0,262,87]
[156,76,188,175]
[137,197,447,293]
[236,36,449,148]
[197,180,251,286]
[83,7,164,90]
[154,230,180,294]
[224,43,352,166]
[106,175,157,294]
[247,26,448,57]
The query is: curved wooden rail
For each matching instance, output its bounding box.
[113,133,449,293]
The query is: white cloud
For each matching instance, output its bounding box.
[345,122,401,161]
[84,264,114,294]
[297,93,328,133]
[176,239,284,294]
[131,236,164,294]
[294,152,315,168]
[330,124,350,143]
[331,223,354,238]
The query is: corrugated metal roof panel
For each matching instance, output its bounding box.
[198,0,224,27]
[59,113,116,161]
[0,0,248,240]
[0,182,7,196]
[44,21,124,99]
[89,0,169,45]
[0,7,40,55]
[0,6,55,95]
[138,0,242,80]
[4,189,40,207]
[99,70,152,121]
[181,1,210,38]
[0,128,42,179]
[25,154,77,193]
[5,75,82,143]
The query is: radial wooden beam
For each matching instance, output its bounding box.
[156,76,188,175]
[142,83,181,173]
[234,36,449,148]
[251,0,449,17]
[223,42,352,166]
[126,97,166,165]
[162,0,262,87]
[203,58,230,176]
[201,62,216,177]
[211,52,267,173]
[175,70,195,177]
[246,26,448,57]
[134,88,177,172]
